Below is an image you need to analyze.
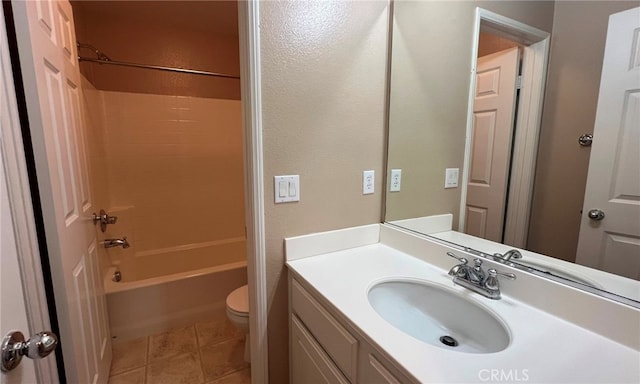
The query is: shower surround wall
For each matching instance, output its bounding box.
[72,0,243,270]
[85,89,245,268]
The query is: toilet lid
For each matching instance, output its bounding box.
[227,284,249,314]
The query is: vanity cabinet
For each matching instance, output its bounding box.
[289,276,416,384]
[291,314,349,383]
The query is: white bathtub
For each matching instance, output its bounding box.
[104,239,247,341]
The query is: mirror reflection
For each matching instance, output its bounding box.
[385,0,640,304]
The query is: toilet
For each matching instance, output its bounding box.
[226,284,250,362]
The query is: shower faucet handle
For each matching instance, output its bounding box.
[92,209,118,232]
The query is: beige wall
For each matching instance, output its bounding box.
[259,1,390,382]
[528,1,639,262]
[386,1,554,228]
[82,90,244,264]
[72,1,240,99]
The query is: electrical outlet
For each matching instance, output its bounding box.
[363,170,375,194]
[445,168,459,188]
[390,169,402,192]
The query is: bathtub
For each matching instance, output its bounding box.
[104,239,247,341]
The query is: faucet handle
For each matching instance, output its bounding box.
[484,268,516,291]
[447,252,469,277]
[488,268,516,280]
[446,252,468,265]
[92,209,118,232]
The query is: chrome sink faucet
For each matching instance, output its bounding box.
[493,249,523,265]
[447,252,516,300]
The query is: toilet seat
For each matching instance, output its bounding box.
[226,285,249,315]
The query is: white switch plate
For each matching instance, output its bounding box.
[445,168,459,189]
[363,170,375,194]
[390,169,402,192]
[274,175,300,203]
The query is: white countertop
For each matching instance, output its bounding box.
[286,226,640,383]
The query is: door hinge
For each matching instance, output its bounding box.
[516,75,523,90]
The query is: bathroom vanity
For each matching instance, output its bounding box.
[286,224,639,383]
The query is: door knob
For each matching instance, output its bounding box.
[1,331,58,372]
[587,209,605,221]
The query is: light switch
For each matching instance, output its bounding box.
[288,180,296,196]
[274,175,300,203]
[363,170,375,195]
[278,181,287,198]
[390,169,402,192]
[445,168,459,189]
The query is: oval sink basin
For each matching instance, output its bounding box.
[368,280,510,353]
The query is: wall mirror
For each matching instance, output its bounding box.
[385,0,640,306]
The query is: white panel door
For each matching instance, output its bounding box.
[1,151,37,384]
[11,0,111,383]
[1,7,37,382]
[576,7,640,280]
[1,6,58,381]
[465,47,520,242]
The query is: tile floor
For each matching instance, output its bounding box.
[108,313,250,384]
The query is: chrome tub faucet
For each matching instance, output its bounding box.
[103,237,130,249]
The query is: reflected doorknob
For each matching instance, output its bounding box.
[578,133,593,146]
[587,209,605,221]
[1,330,58,372]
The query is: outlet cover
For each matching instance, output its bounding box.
[363,170,375,194]
[390,169,402,192]
[445,168,459,189]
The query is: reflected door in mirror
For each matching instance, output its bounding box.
[576,7,640,280]
[465,47,520,242]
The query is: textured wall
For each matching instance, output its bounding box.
[528,1,639,262]
[385,1,554,228]
[259,1,390,381]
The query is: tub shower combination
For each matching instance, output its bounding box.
[81,42,247,342]
[103,239,246,341]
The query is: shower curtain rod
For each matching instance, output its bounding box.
[78,56,240,79]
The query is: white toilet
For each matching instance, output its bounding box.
[226,284,250,362]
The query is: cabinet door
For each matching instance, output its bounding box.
[291,315,349,384]
[364,354,403,384]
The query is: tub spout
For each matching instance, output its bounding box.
[104,237,130,249]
